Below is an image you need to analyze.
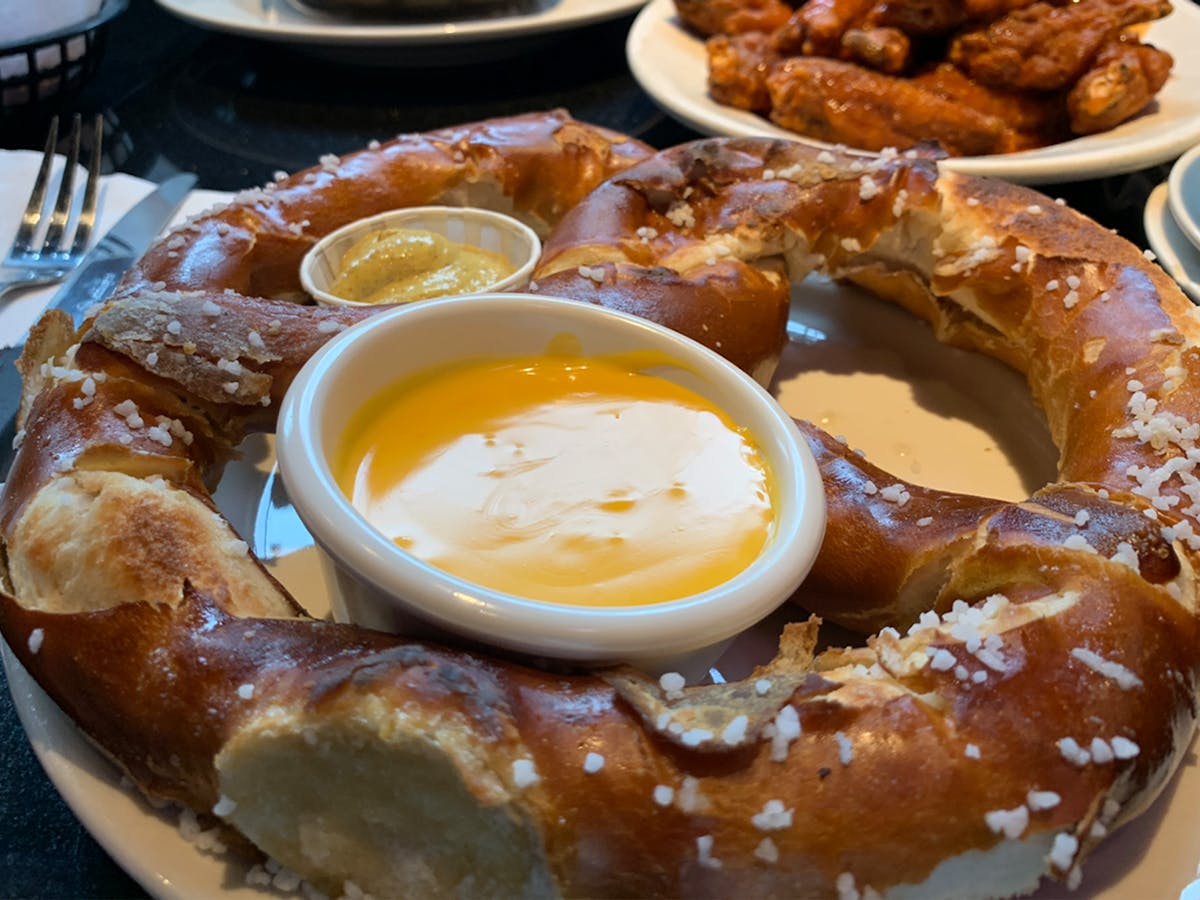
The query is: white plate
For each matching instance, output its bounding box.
[627,0,1200,185]
[1145,180,1200,303]
[155,0,645,50]
[5,278,1200,898]
[1168,142,1200,253]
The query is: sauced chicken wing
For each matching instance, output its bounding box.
[677,0,1175,156]
[771,0,877,56]
[949,0,1172,90]
[674,0,796,37]
[707,32,780,112]
[841,26,910,73]
[765,57,1041,156]
[1067,37,1173,133]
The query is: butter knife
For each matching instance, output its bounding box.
[0,172,197,478]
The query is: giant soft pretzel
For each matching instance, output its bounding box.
[2,110,1200,898]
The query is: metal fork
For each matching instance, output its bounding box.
[0,114,103,300]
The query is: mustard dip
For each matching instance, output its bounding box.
[336,353,777,608]
[329,227,514,305]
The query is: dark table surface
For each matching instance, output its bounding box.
[0,0,1183,897]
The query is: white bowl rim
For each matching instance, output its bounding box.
[1168,143,1200,255]
[298,205,542,308]
[277,292,826,661]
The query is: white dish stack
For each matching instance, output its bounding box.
[1144,145,1200,303]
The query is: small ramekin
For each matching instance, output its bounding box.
[299,205,541,308]
[277,293,826,677]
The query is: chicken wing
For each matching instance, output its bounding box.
[772,0,878,56]
[1067,37,1173,133]
[707,31,780,113]
[674,0,796,38]
[949,0,1172,91]
[765,57,1038,156]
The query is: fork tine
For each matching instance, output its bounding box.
[10,116,58,256]
[42,114,82,256]
[69,115,104,258]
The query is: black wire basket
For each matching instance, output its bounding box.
[0,0,129,115]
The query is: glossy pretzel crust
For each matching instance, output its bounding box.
[2,114,1200,899]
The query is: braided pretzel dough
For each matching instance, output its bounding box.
[3,113,1200,899]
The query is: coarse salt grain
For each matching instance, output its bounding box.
[577,264,605,284]
[666,201,695,229]
[1026,790,1061,811]
[721,715,749,745]
[835,731,853,765]
[1057,737,1091,766]
[677,776,707,813]
[754,837,779,864]
[985,805,1029,839]
[653,785,674,806]
[1063,534,1097,554]
[583,752,605,774]
[237,683,254,700]
[1090,737,1114,764]
[1048,833,1078,871]
[512,758,539,788]
[659,671,685,699]
[765,704,801,762]
[27,628,44,654]
[752,799,794,832]
[1111,735,1140,759]
[929,648,956,671]
[965,743,981,759]
[696,834,722,869]
[1070,647,1143,690]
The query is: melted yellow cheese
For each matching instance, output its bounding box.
[330,227,514,304]
[336,354,776,607]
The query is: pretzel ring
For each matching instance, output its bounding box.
[2,115,1199,899]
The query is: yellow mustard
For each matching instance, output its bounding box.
[335,353,777,608]
[329,227,514,305]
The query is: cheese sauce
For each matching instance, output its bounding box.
[330,227,514,305]
[336,354,776,607]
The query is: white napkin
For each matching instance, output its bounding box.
[0,149,229,349]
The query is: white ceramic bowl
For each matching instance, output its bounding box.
[1168,144,1200,253]
[299,205,541,308]
[277,292,826,677]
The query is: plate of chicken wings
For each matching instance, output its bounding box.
[627,0,1200,184]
